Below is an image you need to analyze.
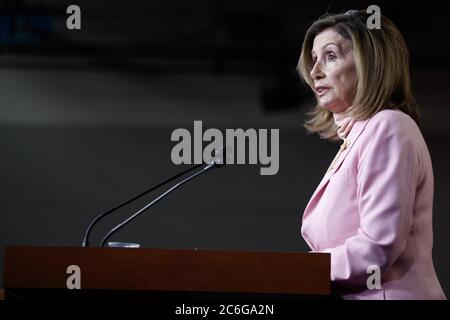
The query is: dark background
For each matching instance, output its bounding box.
[1,0,449,296]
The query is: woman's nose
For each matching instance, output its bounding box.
[310,62,325,80]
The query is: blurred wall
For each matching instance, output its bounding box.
[1,0,449,297]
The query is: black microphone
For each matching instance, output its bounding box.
[99,147,230,247]
[81,163,203,247]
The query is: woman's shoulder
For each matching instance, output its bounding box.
[357,109,430,179]
[364,109,419,136]
[357,109,425,156]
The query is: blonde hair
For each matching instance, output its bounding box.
[298,10,419,140]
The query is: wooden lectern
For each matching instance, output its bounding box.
[3,246,330,300]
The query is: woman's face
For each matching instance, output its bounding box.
[310,28,357,113]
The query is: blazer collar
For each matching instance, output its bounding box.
[302,117,370,221]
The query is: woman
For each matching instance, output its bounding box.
[298,10,446,300]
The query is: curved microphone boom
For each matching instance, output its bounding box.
[81,163,203,247]
[99,150,228,247]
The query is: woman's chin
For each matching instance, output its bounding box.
[319,103,338,112]
[319,102,348,113]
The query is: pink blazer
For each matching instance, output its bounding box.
[301,109,446,300]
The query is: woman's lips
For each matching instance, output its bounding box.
[316,87,331,97]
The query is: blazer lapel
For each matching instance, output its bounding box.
[326,118,370,176]
[302,118,370,221]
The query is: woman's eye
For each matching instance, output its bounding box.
[327,53,337,61]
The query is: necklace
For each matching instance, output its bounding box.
[327,138,350,173]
